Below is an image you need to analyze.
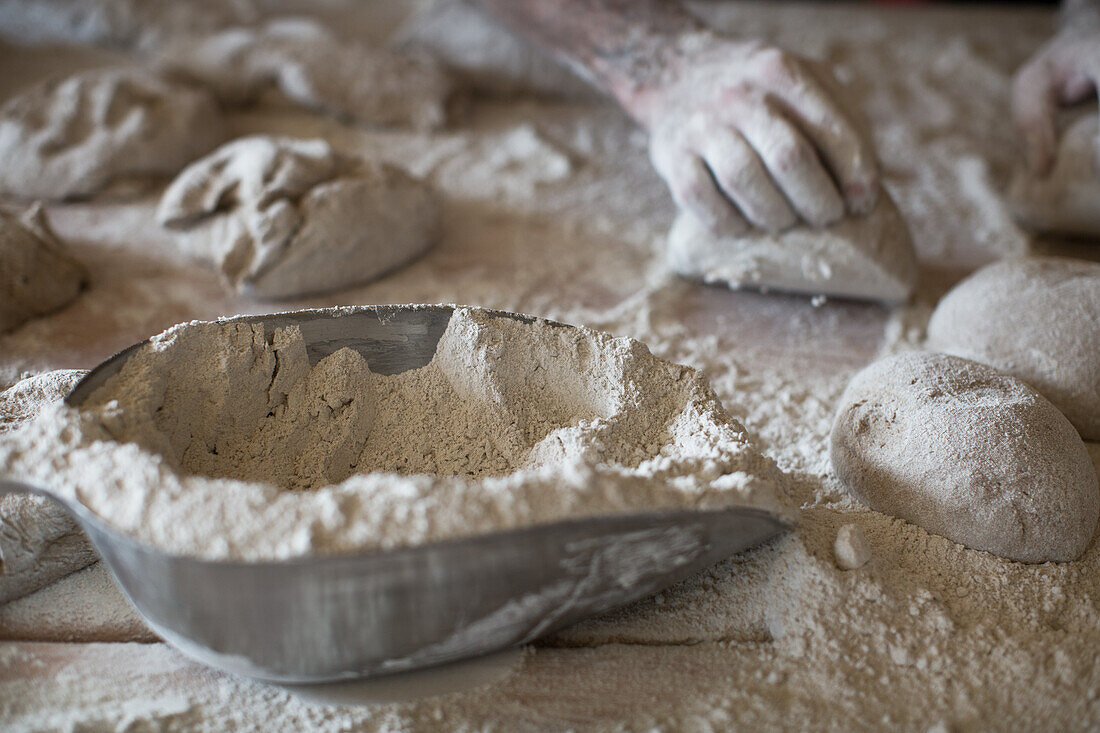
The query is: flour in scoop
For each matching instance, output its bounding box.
[0,307,787,560]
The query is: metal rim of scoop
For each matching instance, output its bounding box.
[6,304,791,684]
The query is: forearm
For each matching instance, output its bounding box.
[1061,0,1100,33]
[471,0,708,111]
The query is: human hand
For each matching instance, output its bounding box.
[624,36,879,234]
[1012,30,1100,176]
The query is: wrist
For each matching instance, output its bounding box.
[605,28,722,128]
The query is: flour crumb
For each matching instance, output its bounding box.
[834,523,871,570]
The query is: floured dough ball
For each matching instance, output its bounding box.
[0,369,86,433]
[393,0,598,99]
[156,136,440,299]
[831,352,1099,563]
[0,0,256,50]
[157,18,454,131]
[0,68,225,200]
[1009,115,1100,237]
[0,205,88,333]
[666,189,917,303]
[927,256,1100,440]
[0,369,97,604]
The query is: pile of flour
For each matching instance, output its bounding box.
[0,307,785,560]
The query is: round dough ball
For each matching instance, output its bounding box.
[830,352,1098,563]
[926,256,1100,440]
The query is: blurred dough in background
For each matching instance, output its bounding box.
[1009,113,1100,238]
[156,136,441,299]
[0,68,225,200]
[157,17,455,132]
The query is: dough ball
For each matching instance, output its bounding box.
[834,523,871,570]
[830,352,1098,563]
[0,68,226,200]
[158,18,454,132]
[0,368,86,434]
[0,0,256,50]
[0,205,88,334]
[666,189,917,303]
[926,256,1100,440]
[1008,115,1100,237]
[0,369,97,604]
[156,136,440,299]
[393,0,598,100]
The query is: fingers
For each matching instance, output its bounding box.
[737,105,845,227]
[650,137,749,234]
[700,128,797,232]
[1012,55,1059,176]
[757,50,879,215]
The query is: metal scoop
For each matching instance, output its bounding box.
[1,306,789,683]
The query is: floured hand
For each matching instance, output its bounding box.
[473,1,878,234]
[1013,28,1100,176]
[626,36,879,234]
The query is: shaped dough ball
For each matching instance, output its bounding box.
[830,352,1098,563]
[0,69,225,200]
[156,136,440,299]
[927,256,1100,440]
[158,18,454,132]
[0,205,88,333]
[666,189,917,303]
[1009,115,1100,237]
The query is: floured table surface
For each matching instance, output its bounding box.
[2,2,1100,730]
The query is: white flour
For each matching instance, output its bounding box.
[2,2,1100,730]
[0,307,784,560]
